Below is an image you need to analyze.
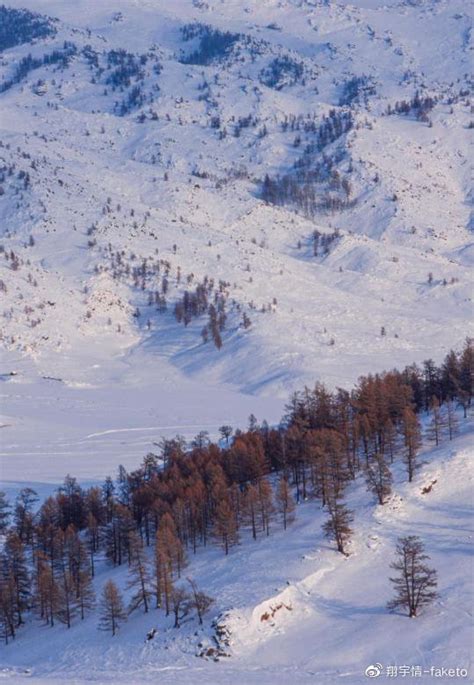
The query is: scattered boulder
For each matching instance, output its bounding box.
[196,612,232,661]
[260,602,292,622]
[422,479,437,495]
[145,627,157,641]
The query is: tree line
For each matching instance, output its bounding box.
[0,339,471,640]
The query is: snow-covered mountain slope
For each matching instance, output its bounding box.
[2,415,473,685]
[0,0,472,401]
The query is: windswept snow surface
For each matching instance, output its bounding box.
[0,349,283,500]
[1,417,473,684]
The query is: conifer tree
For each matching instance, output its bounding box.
[458,338,473,407]
[3,531,30,626]
[441,350,460,401]
[322,497,353,555]
[170,586,191,628]
[34,551,60,627]
[86,512,100,577]
[0,573,16,644]
[445,401,459,441]
[126,531,152,614]
[154,514,182,614]
[426,396,443,446]
[401,407,422,482]
[257,478,274,536]
[275,477,295,530]
[52,527,79,628]
[105,504,134,567]
[102,477,115,524]
[187,578,214,625]
[98,580,127,636]
[57,568,77,628]
[365,453,392,505]
[387,536,438,617]
[219,425,233,446]
[208,305,222,349]
[0,492,10,534]
[242,484,259,540]
[214,497,239,555]
[154,540,173,614]
[383,418,398,464]
[77,568,96,620]
[14,487,38,543]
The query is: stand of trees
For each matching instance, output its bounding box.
[387,90,437,123]
[0,5,56,53]
[261,109,354,217]
[0,339,470,640]
[0,44,77,95]
[259,56,305,90]
[180,24,241,66]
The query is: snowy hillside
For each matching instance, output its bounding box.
[0,0,472,396]
[1,413,473,684]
